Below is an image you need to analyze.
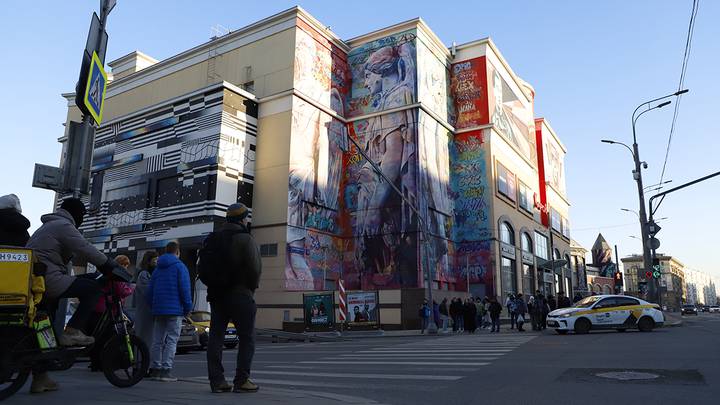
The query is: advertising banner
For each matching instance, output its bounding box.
[303,292,335,331]
[345,291,380,328]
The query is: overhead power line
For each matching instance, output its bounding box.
[658,0,699,186]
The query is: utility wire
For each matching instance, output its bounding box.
[658,0,699,186]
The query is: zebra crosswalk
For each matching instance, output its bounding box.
[179,333,536,395]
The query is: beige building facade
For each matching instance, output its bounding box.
[56,7,575,329]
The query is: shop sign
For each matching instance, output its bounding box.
[500,242,516,259]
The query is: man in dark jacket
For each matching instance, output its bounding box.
[488,297,502,333]
[25,198,117,394]
[147,242,192,382]
[27,199,112,345]
[204,203,262,394]
[0,194,30,246]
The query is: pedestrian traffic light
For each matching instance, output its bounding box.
[645,271,653,279]
[614,271,623,287]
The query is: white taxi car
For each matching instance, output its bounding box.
[546,295,664,335]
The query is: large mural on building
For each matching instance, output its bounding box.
[488,62,537,167]
[347,30,417,117]
[450,57,488,130]
[416,38,451,123]
[543,136,566,196]
[286,98,346,290]
[294,20,350,115]
[418,111,453,283]
[449,130,493,294]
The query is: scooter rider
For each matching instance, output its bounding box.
[26,198,119,393]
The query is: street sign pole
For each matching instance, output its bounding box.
[32,0,115,196]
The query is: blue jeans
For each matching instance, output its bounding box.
[150,315,182,370]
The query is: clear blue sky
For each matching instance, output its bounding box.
[2,1,717,279]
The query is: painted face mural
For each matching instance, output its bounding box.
[488,64,537,167]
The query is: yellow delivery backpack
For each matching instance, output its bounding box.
[0,246,45,327]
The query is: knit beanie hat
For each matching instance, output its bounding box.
[226,203,250,223]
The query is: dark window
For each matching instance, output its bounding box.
[260,243,278,257]
[615,297,640,306]
[594,298,618,309]
[518,182,533,213]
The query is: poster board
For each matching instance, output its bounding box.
[303,292,335,331]
[345,290,380,330]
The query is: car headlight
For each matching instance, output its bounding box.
[559,313,573,318]
[205,327,210,333]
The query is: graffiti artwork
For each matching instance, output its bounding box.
[450,57,488,129]
[488,63,537,167]
[450,131,493,291]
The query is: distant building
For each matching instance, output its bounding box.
[684,269,717,306]
[621,254,686,310]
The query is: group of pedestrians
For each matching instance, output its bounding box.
[420,289,583,334]
[0,194,262,395]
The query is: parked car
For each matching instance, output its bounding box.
[546,294,664,334]
[189,311,238,349]
[709,305,720,313]
[681,304,698,316]
[177,317,201,352]
[700,305,710,313]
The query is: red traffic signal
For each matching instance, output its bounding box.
[645,271,653,279]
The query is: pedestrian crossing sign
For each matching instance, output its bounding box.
[83,51,108,125]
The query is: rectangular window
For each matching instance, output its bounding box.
[561,217,571,238]
[501,257,517,297]
[260,243,278,257]
[518,182,532,213]
[496,162,516,202]
[522,264,535,296]
[535,232,549,260]
[551,209,561,232]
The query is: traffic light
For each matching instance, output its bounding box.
[645,271,653,279]
[614,271,623,287]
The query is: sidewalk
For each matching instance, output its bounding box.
[8,368,382,405]
[664,312,684,327]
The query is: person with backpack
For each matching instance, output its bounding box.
[419,299,431,334]
[199,203,262,394]
[147,241,192,382]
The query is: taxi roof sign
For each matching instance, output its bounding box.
[83,51,108,125]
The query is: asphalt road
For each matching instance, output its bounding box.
[166,313,720,405]
[9,314,718,404]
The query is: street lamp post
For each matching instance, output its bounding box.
[602,88,687,303]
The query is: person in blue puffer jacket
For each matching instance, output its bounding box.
[147,241,192,382]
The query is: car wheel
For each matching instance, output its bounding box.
[574,318,591,335]
[616,328,626,333]
[555,330,568,335]
[638,317,655,332]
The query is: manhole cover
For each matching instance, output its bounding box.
[596,371,660,381]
